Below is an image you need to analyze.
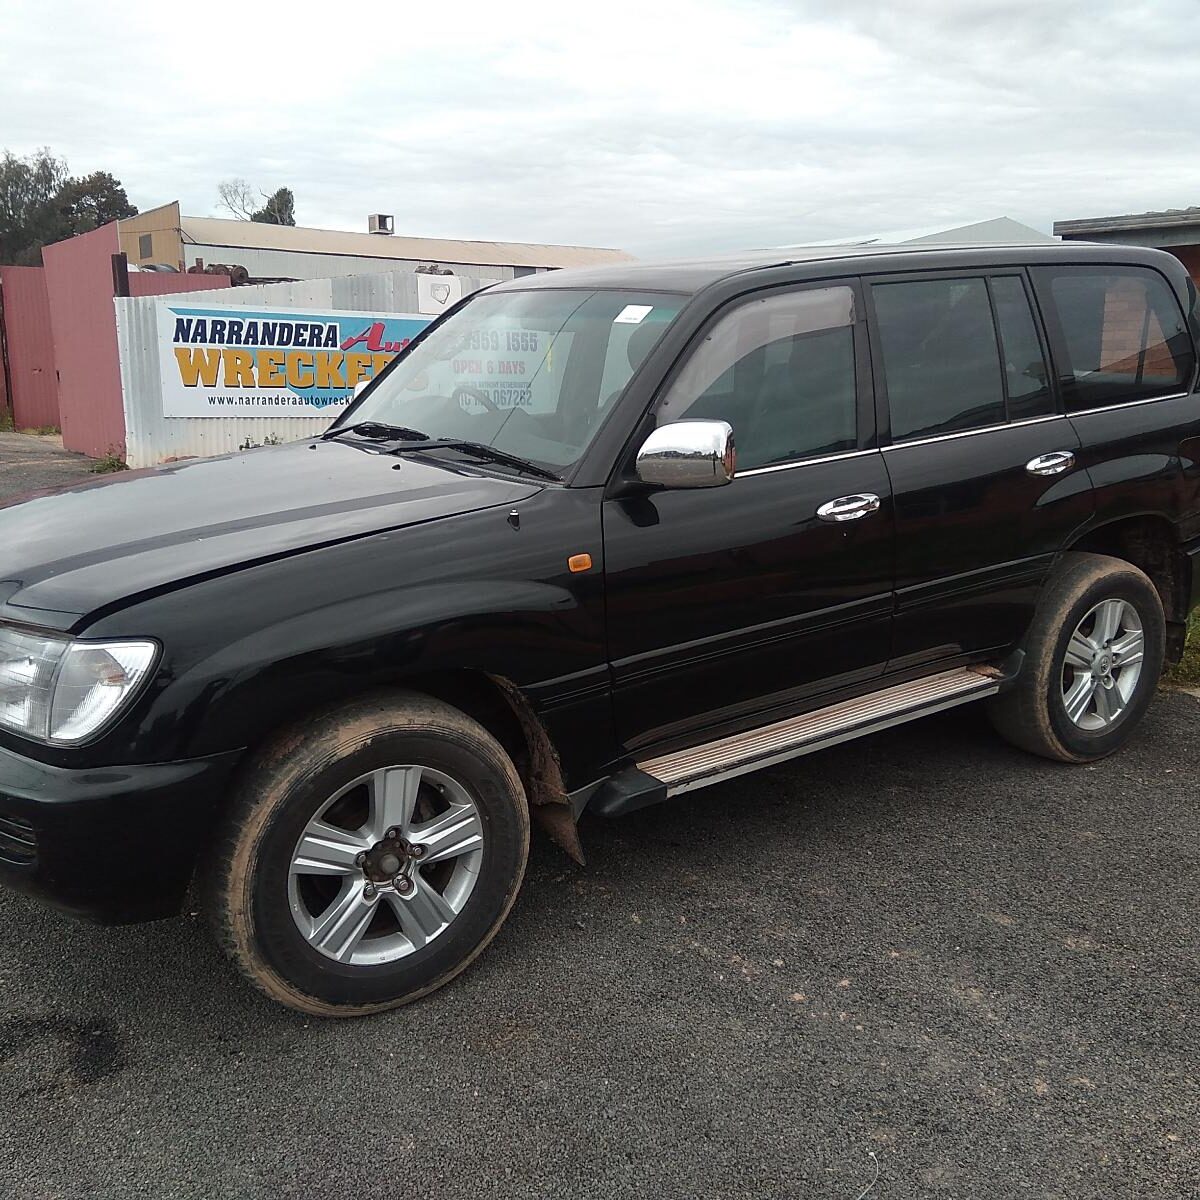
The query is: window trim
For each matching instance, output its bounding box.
[865,268,1057,447]
[1029,262,1197,416]
[638,277,875,477]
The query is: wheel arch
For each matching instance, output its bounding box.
[1064,514,1189,659]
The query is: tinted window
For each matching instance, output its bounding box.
[1037,266,1195,412]
[873,278,1005,440]
[989,275,1053,421]
[656,285,857,471]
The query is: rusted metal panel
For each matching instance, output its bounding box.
[0,266,60,429]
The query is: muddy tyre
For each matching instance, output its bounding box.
[206,691,529,1017]
[987,552,1164,763]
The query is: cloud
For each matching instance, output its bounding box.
[3,0,1198,256]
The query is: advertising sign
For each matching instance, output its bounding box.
[157,302,431,418]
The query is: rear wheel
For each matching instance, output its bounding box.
[207,692,529,1016]
[987,552,1164,762]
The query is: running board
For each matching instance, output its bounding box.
[635,666,1001,798]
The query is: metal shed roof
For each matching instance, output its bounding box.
[178,215,632,269]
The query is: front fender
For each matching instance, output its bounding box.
[73,491,610,777]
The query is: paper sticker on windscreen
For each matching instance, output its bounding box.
[614,304,654,324]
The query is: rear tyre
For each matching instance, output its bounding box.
[987,552,1164,763]
[206,691,529,1017]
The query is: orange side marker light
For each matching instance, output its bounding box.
[568,552,593,574]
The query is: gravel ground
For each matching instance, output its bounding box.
[1,694,1196,1200]
[0,431,1195,1196]
[0,432,94,502]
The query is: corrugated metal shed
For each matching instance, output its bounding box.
[180,215,632,270]
[116,269,492,468]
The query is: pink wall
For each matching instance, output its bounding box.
[0,266,60,429]
[40,227,232,458]
[42,224,125,457]
[129,272,230,299]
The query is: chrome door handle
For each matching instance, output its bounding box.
[817,493,881,522]
[1026,450,1075,476]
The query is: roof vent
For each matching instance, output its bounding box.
[368,213,394,236]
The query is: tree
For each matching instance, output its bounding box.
[217,179,297,226]
[0,148,138,266]
[55,171,137,233]
[251,187,295,226]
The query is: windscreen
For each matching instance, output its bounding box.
[344,288,686,475]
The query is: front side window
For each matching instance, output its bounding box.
[872,277,1006,441]
[1035,265,1195,412]
[655,285,857,471]
[347,289,684,474]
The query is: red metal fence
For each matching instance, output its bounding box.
[0,265,59,429]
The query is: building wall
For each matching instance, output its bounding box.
[0,266,59,429]
[183,242,518,284]
[42,225,127,457]
[1168,245,1200,286]
[118,202,184,270]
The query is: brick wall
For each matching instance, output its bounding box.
[1100,277,1176,378]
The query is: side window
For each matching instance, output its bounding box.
[656,285,857,471]
[1036,265,1196,412]
[989,275,1053,421]
[872,277,1005,441]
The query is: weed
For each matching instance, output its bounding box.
[90,446,128,474]
[1165,611,1200,688]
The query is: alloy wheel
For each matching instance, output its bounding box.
[1060,598,1145,731]
[287,765,484,965]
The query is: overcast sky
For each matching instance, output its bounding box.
[3,0,1198,256]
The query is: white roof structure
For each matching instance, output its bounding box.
[795,216,1057,248]
[178,215,632,270]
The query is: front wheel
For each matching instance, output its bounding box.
[206,692,529,1016]
[987,552,1164,763]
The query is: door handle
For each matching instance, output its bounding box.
[1026,450,1075,476]
[817,493,881,522]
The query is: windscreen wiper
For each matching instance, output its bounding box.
[323,421,430,442]
[396,439,560,482]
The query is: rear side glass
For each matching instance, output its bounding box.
[1036,266,1195,412]
[989,275,1053,421]
[872,277,1005,440]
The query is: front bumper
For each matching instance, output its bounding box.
[0,743,244,923]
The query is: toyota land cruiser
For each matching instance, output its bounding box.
[1,242,1197,1015]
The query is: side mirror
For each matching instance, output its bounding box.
[635,419,735,489]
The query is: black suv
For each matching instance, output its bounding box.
[2,243,1197,1015]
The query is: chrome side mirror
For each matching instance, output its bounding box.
[635,419,735,489]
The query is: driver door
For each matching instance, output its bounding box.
[602,280,896,754]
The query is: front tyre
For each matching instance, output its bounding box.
[987,552,1164,763]
[206,692,530,1017]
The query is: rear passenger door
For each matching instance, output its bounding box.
[1030,263,1200,530]
[868,270,1094,670]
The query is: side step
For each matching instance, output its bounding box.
[635,665,1001,799]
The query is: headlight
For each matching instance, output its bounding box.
[0,625,158,745]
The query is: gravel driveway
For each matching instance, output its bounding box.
[1,694,1196,1200]
[0,432,94,502]
[0,430,1195,1197]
